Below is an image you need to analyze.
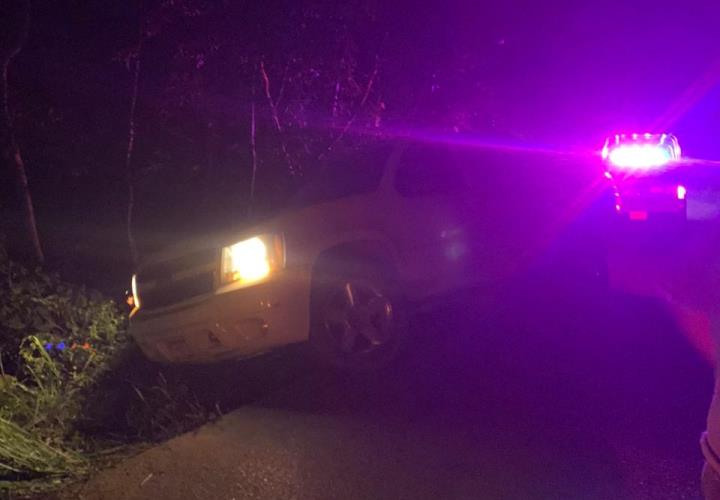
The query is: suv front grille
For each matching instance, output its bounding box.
[137,248,218,310]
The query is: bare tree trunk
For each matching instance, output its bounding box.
[259,60,296,175]
[0,0,43,264]
[125,39,142,265]
[248,86,258,218]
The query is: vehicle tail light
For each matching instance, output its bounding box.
[677,184,687,200]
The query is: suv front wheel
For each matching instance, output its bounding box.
[310,261,407,371]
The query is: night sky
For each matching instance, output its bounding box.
[3,0,720,292]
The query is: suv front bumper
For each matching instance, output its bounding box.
[129,271,311,364]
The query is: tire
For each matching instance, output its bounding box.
[309,259,408,371]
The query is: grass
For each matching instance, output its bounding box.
[0,417,87,480]
[0,240,237,500]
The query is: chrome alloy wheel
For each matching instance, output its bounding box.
[320,280,395,356]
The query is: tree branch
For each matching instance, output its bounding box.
[320,58,379,159]
[248,85,258,217]
[331,78,341,125]
[276,62,289,108]
[0,0,44,264]
[0,0,30,61]
[259,59,296,175]
[125,20,144,265]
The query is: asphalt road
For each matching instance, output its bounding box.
[76,259,713,500]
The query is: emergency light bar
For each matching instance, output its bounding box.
[602,133,681,170]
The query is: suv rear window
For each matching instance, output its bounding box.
[394,142,597,200]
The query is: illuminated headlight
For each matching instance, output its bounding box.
[221,235,284,286]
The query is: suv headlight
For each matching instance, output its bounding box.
[221,234,284,286]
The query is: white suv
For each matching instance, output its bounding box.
[129,139,611,369]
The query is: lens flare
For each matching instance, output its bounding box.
[607,144,671,169]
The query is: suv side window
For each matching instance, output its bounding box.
[394,145,466,197]
[289,144,391,208]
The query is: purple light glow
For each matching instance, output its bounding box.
[629,210,648,221]
[341,125,582,159]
